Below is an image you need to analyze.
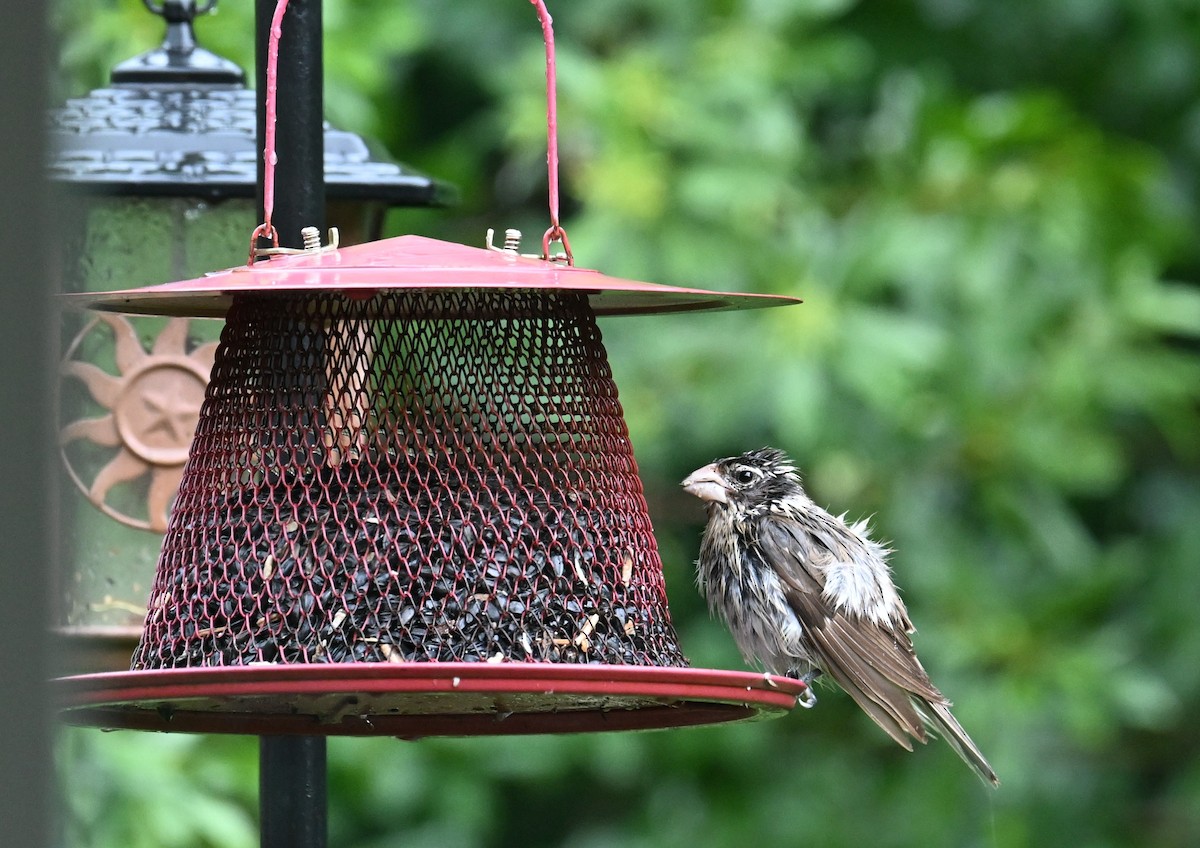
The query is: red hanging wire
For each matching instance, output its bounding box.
[253,1,570,266]
[530,0,573,265]
[249,0,290,263]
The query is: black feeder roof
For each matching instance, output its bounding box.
[48,3,451,207]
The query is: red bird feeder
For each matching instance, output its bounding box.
[55,233,805,735]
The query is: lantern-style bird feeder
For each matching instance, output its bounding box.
[55,232,806,735]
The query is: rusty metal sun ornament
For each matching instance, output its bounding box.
[60,314,217,532]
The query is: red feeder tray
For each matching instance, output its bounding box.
[55,664,806,736]
[56,234,804,733]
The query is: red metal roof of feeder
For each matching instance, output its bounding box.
[63,233,801,318]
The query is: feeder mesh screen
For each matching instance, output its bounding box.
[132,290,688,669]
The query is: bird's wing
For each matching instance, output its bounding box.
[756,517,945,748]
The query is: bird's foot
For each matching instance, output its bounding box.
[767,668,820,707]
[794,669,821,709]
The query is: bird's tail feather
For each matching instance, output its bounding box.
[914,697,999,787]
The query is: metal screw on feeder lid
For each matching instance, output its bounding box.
[301,227,322,252]
[485,227,536,258]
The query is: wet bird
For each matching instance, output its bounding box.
[682,447,998,786]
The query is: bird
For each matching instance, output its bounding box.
[682,447,999,787]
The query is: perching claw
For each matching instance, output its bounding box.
[796,669,821,708]
[798,685,818,709]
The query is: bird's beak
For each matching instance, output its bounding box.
[681,463,730,505]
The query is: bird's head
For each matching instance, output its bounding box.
[681,447,803,511]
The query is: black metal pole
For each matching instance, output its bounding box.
[260,736,328,847]
[256,0,326,249]
[255,2,327,847]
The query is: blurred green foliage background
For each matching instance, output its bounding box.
[52,0,1200,845]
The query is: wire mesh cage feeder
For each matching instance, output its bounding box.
[55,234,805,735]
[54,0,806,738]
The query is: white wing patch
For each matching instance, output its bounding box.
[815,517,902,626]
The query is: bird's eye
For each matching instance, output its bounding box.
[732,467,758,486]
